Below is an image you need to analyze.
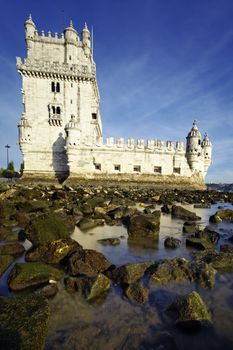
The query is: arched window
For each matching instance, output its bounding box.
[51,82,55,92]
[56,106,61,115]
[56,82,60,93]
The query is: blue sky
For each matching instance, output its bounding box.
[0,0,233,183]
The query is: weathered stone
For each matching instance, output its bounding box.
[186,237,213,250]
[193,250,233,272]
[0,294,49,350]
[183,221,199,233]
[0,255,14,277]
[220,244,233,253]
[67,249,112,277]
[77,217,104,230]
[166,291,212,329]
[8,262,64,291]
[194,203,211,209]
[25,238,82,264]
[38,282,58,298]
[164,237,181,248]
[65,273,110,301]
[127,213,160,240]
[161,204,171,214]
[171,205,201,221]
[0,242,25,256]
[0,227,19,241]
[97,237,121,246]
[124,282,149,303]
[210,209,233,224]
[111,261,154,284]
[25,215,70,245]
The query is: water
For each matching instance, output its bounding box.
[45,202,233,350]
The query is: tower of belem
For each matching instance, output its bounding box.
[17,16,212,187]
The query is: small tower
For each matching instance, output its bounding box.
[202,133,212,175]
[65,115,80,147]
[186,120,203,171]
[25,15,36,52]
[82,23,91,57]
[64,20,79,45]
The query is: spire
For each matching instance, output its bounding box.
[69,20,73,28]
[25,14,35,27]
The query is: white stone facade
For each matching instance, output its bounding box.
[17,16,212,186]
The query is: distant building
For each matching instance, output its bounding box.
[17,16,212,187]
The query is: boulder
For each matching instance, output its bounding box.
[161,204,171,214]
[8,262,64,292]
[97,237,121,246]
[220,244,233,253]
[127,213,160,240]
[25,215,70,245]
[166,291,212,329]
[38,282,59,298]
[67,249,112,277]
[193,250,233,272]
[183,221,199,233]
[65,273,110,301]
[0,227,19,241]
[186,228,220,250]
[124,282,149,303]
[164,237,181,249]
[25,238,82,264]
[171,205,201,221]
[77,217,104,231]
[111,261,154,284]
[0,255,14,277]
[0,294,49,350]
[0,242,25,256]
[209,209,233,224]
[194,204,211,209]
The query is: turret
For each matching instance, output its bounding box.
[202,133,212,175]
[65,115,80,147]
[64,20,79,45]
[18,114,32,151]
[25,15,36,51]
[82,23,91,57]
[186,120,203,171]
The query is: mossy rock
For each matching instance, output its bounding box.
[186,237,213,250]
[77,217,104,231]
[193,250,233,272]
[124,282,149,303]
[166,291,212,329]
[111,261,154,284]
[25,215,70,245]
[0,294,49,350]
[0,242,25,256]
[8,262,64,292]
[127,214,160,240]
[209,209,233,223]
[0,255,14,277]
[0,227,19,241]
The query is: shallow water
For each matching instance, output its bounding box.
[46,202,233,350]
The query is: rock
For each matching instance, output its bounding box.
[0,227,19,241]
[38,282,59,298]
[164,237,181,248]
[15,199,49,213]
[193,250,233,272]
[186,237,214,250]
[97,237,121,246]
[67,249,112,277]
[183,221,199,233]
[12,211,30,227]
[25,238,82,264]
[25,215,70,245]
[0,255,14,277]
[8,262,64,292]
[220,244,233,253]
[166,291,212,329]
[0,294,49,350]
[194,204,211,209]
[171,205,201,221]
[0,242,25,256]
[81,202,93,215]
[65,273,110,301]
[150,258,216,288]
[209,209,233,224]
[111,261,154,284]
[161,204,171,214]
[127,213,160,240]
[77,217,104,230]
[124,282,149,303]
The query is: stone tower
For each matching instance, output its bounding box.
[17,15,102,181]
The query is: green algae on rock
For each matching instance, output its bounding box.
[0,294,49,350]
[8,262,64,292]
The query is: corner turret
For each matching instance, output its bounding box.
[25,15,36,52]
[202,133,212,175]
[65,115,80,147]
[64,20,79,45]
[82,23,91,57]
[186,120,203,171]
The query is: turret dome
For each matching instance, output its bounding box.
[64,20,79,44]
[202,133,212,147]
[187,120,201,138]
[65,115,79,130]
[25,14,36,27]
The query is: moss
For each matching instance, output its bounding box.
[0,255,14,277]
[8,262,64,291]
[186,237,213,250]
[0,294,49,350]
[26,215,70,245]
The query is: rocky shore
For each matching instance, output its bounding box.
[0,183,233,349]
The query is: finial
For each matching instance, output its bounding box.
[29,14,32,20]
[69,20,73,28]
[193,119,197,126]
[84,22,88,29]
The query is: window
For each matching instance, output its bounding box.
[173,167,181,174]
[70,99,73,104]
[95,163,101,170]
[114,165,121,171]
[92,113,97,120]
[198,139,201,145]
[56,106,61,115]
[52,106,56,114]
[154,166,162,174]
[133,165,141,172]
[69,56,72,60]
[51,82,60,93]
[71,83,73,87]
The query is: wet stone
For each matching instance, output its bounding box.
[0,242,25,256]
[97,237,121,246]
[111,261,154,284]
[124,282,149,303]
[164,237,181,249]
[171,205,201,221]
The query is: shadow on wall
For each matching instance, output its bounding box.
[52,133,69,183]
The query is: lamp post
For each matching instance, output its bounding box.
[5,144,10,169]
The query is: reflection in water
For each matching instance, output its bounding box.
[46,202,233,350]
